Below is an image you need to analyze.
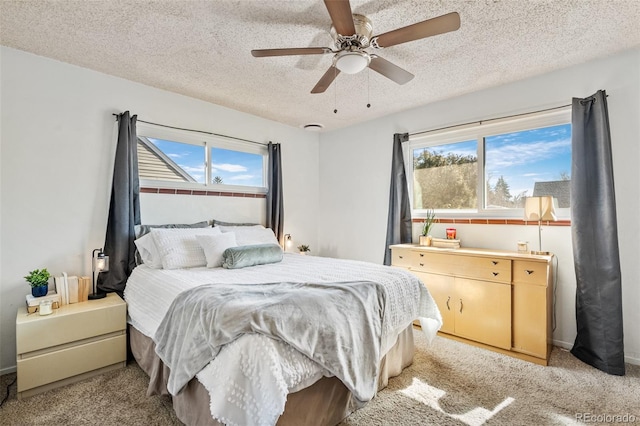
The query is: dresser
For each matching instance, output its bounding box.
[16,292,127,399]
[391,244,553,365]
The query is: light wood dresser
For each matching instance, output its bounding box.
[391,244,554,365]
[16,292,127,398]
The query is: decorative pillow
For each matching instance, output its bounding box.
[218,225,279,246]
[135,221,210,238]
[212,219,261,227]
[222,244,284,269]
[150,227,222,269]
[196,232,238,268]
[134,233,163,269]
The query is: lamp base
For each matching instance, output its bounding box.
[88,292,106,300]
[530,250,551,255]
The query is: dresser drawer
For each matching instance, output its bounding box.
[513,260,549,285]
[17,297,127,354]
[412,251,456,274]
[17,333,126,392]
[461,257,512,284]
[391,247,415,267]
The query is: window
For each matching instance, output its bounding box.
[137,123,267,193]
[408,108,571,217]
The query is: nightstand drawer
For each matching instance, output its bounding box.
[17,333,126,392]
[17,297,126,354]
[513,260,549,285]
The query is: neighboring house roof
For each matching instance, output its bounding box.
[137,137,195,183]
[533,180,570,208]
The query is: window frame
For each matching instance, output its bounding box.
[407,107,571,219]
[137,122,268,194]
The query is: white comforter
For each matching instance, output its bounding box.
[125,253,441,426]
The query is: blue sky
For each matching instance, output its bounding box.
[417,123,571,198]
[149,139,263,187]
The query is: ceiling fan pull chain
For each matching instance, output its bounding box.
[334,66,338,114]
[367,68,371,109]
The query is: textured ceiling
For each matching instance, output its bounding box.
[1,1,639,132]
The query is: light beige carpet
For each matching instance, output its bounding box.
[1,331,638,425]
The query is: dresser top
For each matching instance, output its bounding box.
[390,244,554,262]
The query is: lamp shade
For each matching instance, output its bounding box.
[524,196,557,222]
[92,251,110,272]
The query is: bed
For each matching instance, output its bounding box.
[124,225,442,426]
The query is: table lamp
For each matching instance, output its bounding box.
[89,248,109,300]
[524,196,557,255]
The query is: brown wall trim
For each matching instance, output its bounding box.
[141,187,267,198]
[412,218,571,226]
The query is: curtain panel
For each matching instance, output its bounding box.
[383,133,412,265]
[266,142,284,245]
[570,90,625,375]
[98,111,141,295]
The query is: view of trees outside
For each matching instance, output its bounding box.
[485,123,571,209]
[413,140,478,209]
[413,123,572,211]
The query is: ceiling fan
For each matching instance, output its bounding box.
[251,0,460,94]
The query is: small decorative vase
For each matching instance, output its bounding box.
[419,235,432,246]
[31,285,48,297]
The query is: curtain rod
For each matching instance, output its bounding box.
[408,103,573,138]
[112,113,268,146]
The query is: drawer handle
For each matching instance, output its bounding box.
[526,270,534,275]
[459,299,463,313]
[398,255,403,259]
[420,253,424,257]
[446,296,451,311]
[492,261,498,265]
[419,263,425,267]
[492,272,499,276]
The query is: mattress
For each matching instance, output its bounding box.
[124,253,441,425]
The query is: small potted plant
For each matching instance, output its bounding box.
[419,209,436,246]
[25,268,51,297]
[297,244,311,255]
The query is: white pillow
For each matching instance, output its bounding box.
[218,225,279,246]
[134,233,163,269]
[196,232,238,268]
[150,227,222,269]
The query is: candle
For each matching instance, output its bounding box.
[446,228,457,240]
[39,300,53,316]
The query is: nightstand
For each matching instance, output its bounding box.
[16,292,127,399]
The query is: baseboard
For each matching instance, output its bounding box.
[1,365,17,375]
[553,339,640,366]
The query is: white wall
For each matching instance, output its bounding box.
[0,46,320,373]
[318,48,640,364]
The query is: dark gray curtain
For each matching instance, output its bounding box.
[570,90,625,375]
[266,142,284,245]
[98,111,141,295]
[383,133,412,265]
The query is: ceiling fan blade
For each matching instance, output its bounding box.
[373,12,460,48]
[252,47,333,57]
[311,65,340,94]
[368,56,414,85]
[323,0,356,36]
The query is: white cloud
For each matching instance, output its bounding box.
[486,137,570,170]
[212,163,247,173]
[229,174,255,181]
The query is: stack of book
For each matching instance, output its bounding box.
[53,273,92,305]
[431,238,461,249]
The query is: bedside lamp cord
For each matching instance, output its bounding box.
[0,376,16,407]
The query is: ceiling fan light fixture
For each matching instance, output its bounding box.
[334,51,370,74]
